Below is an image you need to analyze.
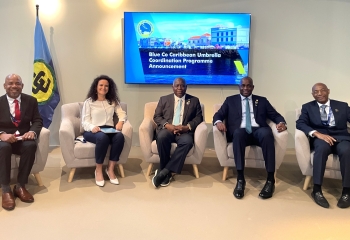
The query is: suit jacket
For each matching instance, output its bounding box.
[213,94,285,141]
[296,99,350,141]
[153,93,203,134]
[0,93,43,137]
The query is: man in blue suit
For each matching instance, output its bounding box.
[296,83,350,209]
[213,77,287,199]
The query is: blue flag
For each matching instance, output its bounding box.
[32,16,60,128]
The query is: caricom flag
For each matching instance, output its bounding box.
[32,16,60,128]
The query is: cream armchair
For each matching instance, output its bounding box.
[139,102,208,178]
[295,108,347,190]
[10,127,50,186]
[213,104,288,181]
[59,102,133,182]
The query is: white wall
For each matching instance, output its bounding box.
[1,0,350,148]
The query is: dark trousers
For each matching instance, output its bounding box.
[232,127,275,172]
[156,129,193,174]
[312,139,350,187]
[0,140,37,185]
[83,131,124,164]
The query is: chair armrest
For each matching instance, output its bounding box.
[192,122,208,164]
[59,119,76,166]
[269,121,288,169]
[213,125,229,166]
[33,127,50,172]
[139,118,155,160]
[295,129,312,176]
[119,120,133,164]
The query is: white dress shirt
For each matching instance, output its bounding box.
[81,98,127,132]
[6,94,21,118]
[173,94,186,125]
[240,94,259,128]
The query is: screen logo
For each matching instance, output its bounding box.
[137,20,154,37]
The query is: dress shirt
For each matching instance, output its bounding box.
[173,94,186,125]
[309,100,335,137]
[240,94,259,128]
[81,98,127,132]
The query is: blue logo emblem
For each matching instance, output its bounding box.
[137,20,154,37]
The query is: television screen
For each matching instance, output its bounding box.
[124,12,251,85]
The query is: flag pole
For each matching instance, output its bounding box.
[36,4,39,17]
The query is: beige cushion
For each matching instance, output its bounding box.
[227,143,264,160]
[310,153,340,171]
[151,140,194,157]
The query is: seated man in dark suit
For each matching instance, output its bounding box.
[0,74,43,211]
[296,83,350,209]
[152,77,203,188]
[213,77,287,199]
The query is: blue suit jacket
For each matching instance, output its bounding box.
[296,99,350,141]
[213,94,285,141]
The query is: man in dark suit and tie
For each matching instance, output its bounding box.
[296,83,350,209]
[213,77,287,199]
[0,74,42,211]
[152,77,203,188]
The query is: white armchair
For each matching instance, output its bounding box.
[59,102,133,182]
[213,104,288,181]
[295,108,347,190]
[139,102,208,178]
[10,127,50,186]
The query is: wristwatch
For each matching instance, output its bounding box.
[187,124,192,131]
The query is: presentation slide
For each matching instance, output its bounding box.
[124,12,251,85]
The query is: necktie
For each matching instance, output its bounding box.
[245,98,252,134]
[320,105,328,125]
[173,99,182,126]
[13,99,21,127]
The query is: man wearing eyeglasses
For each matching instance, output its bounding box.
[152,77,203,188]
[0,74,42,211]
[296,83,350,209]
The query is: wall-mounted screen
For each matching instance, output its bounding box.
[124,12,251,85]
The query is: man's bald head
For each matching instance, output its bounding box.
[4,74,24,99]
[312,83,330,104]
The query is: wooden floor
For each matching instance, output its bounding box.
[1,147,349,240]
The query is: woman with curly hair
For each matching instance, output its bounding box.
[82,75,126,187]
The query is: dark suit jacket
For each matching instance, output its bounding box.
[296,99,350,141]
[153,94,203,134]
[0,93,43,137]
[213,94,285,141]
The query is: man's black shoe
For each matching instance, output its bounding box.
[160,173,173,187]
[337,193,350,209]
[152,169,167,188]
[311,191,329,208]
[259,180,275,199]
[233,180,246,199]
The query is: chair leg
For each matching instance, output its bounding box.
[192,164,199,178]
[274,171,277,184]
[303,176,312,190]
[68,168,76,183]
[33,173,43,186]
[222,166,229,181]
[118,164,125,178]
[146,163,153,176]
